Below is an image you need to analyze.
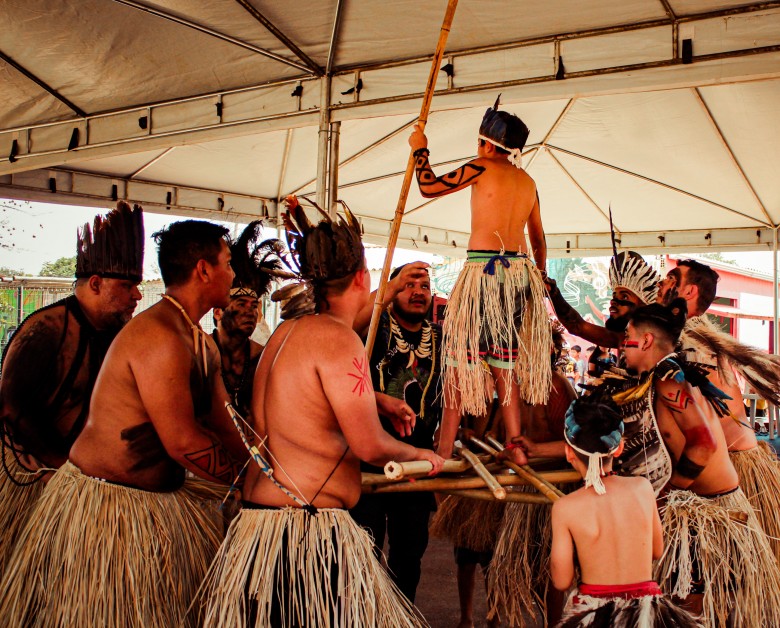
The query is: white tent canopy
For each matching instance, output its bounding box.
[0,0,779,258]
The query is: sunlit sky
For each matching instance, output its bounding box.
[0,198,775,278]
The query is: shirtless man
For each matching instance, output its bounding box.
[192,199,442,627]
[551,397,699,626]
[658,258,780,562]
[0,201,143,574]
[622,300,780,625]
[0,220,248,627]
[409,95,551,466]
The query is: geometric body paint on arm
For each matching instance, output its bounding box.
[414,152,485,197]
[661,388,694,414]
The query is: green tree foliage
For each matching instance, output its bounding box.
[40,256,77,277]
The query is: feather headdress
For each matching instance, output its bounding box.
[229,221,292,299]
[272,196,364,319]
[76,201,144,282]
[681,316,780,406]
[478,94,529,169]
[608,207,659,304]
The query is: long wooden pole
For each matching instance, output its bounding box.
[364,0,459,358]
[441,489,551,505]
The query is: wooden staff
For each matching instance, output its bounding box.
[384,453,490,480]
[364,0,460,359]
[472,436,565,501]
[455,446,506,500]
[441,489,551,505]
[363,470,581,494]
[484,434,567,498]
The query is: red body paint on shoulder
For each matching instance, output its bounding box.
[681,425,716,450]
[347,356,371,396]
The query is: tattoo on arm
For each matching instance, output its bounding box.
[676,453,706,479]
[414,151,485,197]
[661,389,694,415]
[184,439,240,484]
[347,356,371,396]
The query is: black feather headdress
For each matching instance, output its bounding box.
[229,221,292,299]
[272,197,364,318]
[76,201,144,282]
[478,94,530,167]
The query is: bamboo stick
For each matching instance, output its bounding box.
[455,446,506,500]
[384,454,490,480]
[362,470,581,494]
[472,436,565,501]
[441,489,551,505]
[484,434,566,498]
[364,0,460,358]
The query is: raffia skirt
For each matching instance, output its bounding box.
[654,487,780,628]
[429,494,506,554]
[442,253,552,415]
[558,581,702,627]
[487,488,556,627]
[0,461,224,627]
[189,505,429,627]
[729,442,780,562]
[0,446,47,576]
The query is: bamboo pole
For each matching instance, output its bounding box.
[484,434,566,498]
[364,0,459,359]
[384,453,490,480]
[473,436,565,501]
[441,489,551,505]
[455,446,506,500]
[362,470,581,494]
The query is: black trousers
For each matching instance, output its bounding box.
[349,491,435,603]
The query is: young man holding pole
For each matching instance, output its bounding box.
[409,96,551,467]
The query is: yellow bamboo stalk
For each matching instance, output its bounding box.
[383,454,490,480]
[455,446,506,500]
[484,433,566,498]
[472,436,565,501]
[441,489,551,505]
[364,0,460,358]
[362,470,581,494]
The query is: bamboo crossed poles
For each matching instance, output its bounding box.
[368,438,577,505]
[364,0,459,359]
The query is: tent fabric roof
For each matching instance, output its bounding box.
[1,0,779,256]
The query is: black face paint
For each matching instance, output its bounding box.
[611,298,635,307]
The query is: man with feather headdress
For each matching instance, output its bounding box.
[658,258,780,563]
[0,201,143,576]
[190,196,441,627]
[212,222,288,420]
[0,218,249,627]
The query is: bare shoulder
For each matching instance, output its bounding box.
[552,489,582,518]
[4,304,66,356]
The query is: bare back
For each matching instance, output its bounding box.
[552,475,661,587]
[70,301,224,491]
[469,157,539,253]
[245,316,365,509]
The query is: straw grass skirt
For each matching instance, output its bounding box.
[654,487,780,628]
[0,447,46,576]
[729,441,780,562]
[558,583,702,628]
[429,494,506,553]
[0,461,224,627]
[442,254,552,415]
[487,483,578,627]
[190,505,429,627]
